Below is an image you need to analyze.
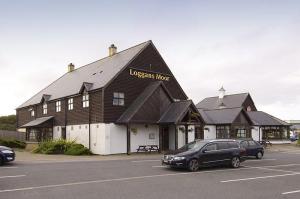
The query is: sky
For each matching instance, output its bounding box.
[0,0,299,120]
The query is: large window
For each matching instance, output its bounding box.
[262,128,287,140]
[68,98,73,110]
[43,103,47,115]
[31,110,35,117]
[56,100,61,112]
[113,92,124,106]
[216,126,230,139]
[82,92,89,108]
[236,129,246,138]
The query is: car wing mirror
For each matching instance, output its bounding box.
[202,149,208,153]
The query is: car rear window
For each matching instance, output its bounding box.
[240,141,248,148]
[205,143,217,151]
[248,141,257,146]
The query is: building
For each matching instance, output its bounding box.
[197,87,290,143]
[16,41,204,155]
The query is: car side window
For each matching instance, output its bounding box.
[248,141,256,146]
[241,141,249,148]
[205,143,217,151]
[217,142,228,150]
[228,142,239,149]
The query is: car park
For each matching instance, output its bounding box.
[0,146,15,166]
[162,139,246,172]
[238,139,264,159]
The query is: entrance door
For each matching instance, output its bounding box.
[162,126,169,151]
[195,126,204,140]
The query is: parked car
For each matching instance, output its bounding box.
[0,146,15,166]
[162,139,246,172]
[238,139,264,159]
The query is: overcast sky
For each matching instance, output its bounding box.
[0,0,299,120]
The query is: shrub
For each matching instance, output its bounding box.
[65,144,91,155]
[33,139,91,155]
[297,139,300,146]
[0,138,26,149]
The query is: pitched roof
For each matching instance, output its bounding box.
[199,107,243,124]
[117,81,172,124]
[18,41,151,109]
[21,116,54,128]
[196,93,249,110]
[159,100,195,124]
[247,111,290,126]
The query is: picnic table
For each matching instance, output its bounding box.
[136,145,159,153]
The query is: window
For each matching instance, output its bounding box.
[31,110,35,117]
[217,142,228,150]
[43,103,47,115]
[205,144,217,151]
[240,141,248,148]
[216,126,230,139]
[82,92,89,108]
[113,92,124,106]
[56,100,61,112]
[248,141,257,146]
[236,129,246,138]
[149,133,155,139]
[68,98,73,110]
[228,142,239,149]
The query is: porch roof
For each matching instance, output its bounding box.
[247,111,290,126]
[21,116,54,128]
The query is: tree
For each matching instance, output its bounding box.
[0,115,16,131]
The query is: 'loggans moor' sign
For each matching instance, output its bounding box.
[129,68,170,81]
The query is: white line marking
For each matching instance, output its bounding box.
[243,166,295,173]
[0,166,18,169]
[282,189,300,195]
[152,165,167,168]
[220,173,300,183]
[0,175,26,179]
[131,160,160,163]
[247,159,277,161]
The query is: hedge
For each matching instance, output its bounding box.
[0,139,26,149]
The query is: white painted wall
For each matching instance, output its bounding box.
[188,125,195,143]
[130,124,159,152]
[53,126,62,140]
[109,124,127,154]
[204,125,216,139]
[66,124,89,148]
[251,127,260,141]
[90,123,106,155]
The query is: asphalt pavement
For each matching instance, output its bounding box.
[1,149,300,199]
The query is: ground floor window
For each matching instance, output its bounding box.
[262,127,287,140]
[195,126,204,139]
[26,128,53,142]
[236,128,247,138]
[216,126,230,139]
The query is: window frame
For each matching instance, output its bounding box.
[56,100,61,112]
[68,98,74,110]
[113,92,125,106]
[82,92,89,108]
[43,103,48,115]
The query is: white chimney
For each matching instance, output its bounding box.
[219,86,225,99]
[68,63,75,72]
[109,44,117,56]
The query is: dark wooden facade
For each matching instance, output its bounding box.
[17,42,188,131]
[242,95,257,112]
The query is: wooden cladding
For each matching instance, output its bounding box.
[17,89,103,128]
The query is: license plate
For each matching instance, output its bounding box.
[7,157,13,160]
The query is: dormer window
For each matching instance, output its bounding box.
[82,92,89,108]
[68,98,74,110]
[43,103,47,115]
[56,100,61,112]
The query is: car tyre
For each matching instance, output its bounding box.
[188,159,199,172]
[256,152,263,159]
[231,157,240,168]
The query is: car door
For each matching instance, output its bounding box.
[248,141,258,156]
[216,142,231,163]
[240,141,250,156]
[199,143,219,166]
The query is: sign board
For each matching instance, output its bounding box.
[129,68,170,81]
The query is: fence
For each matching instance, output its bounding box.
[0,130,25,141]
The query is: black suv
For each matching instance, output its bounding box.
[0,146,15,166]
[162,139,246,171]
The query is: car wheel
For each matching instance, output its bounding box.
[188,159,199,172]
[231,157,240,168]
[0,156,4,166]
[256,152,263,159]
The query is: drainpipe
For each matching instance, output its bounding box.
[258,127,261,142]
[88,98,91,150]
